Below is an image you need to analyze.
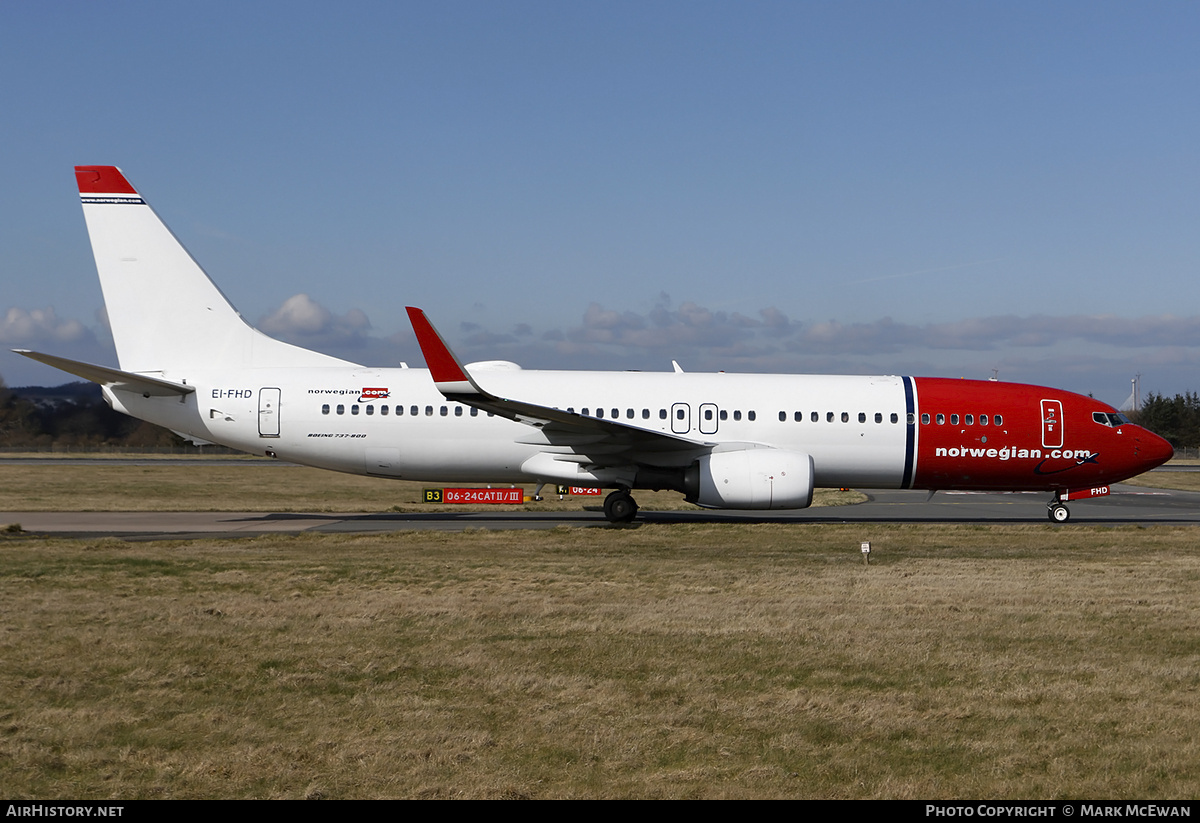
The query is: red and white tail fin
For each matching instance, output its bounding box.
[75,166,356,374]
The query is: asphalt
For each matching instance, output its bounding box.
[4,483,1198,540]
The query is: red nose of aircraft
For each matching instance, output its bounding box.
[1134,427,1175,474]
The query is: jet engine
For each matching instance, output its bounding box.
[686,448,815,510]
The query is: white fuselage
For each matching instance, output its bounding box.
[108,366,915,489]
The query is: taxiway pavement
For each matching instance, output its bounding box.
[4,484,1199,540]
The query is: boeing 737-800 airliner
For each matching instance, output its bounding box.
[14,166,1174,523]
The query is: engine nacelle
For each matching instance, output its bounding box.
[687,449,815,510]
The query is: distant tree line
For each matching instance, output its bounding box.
[1132,392,1200,449]
[0,376,181,448]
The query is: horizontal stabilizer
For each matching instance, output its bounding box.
[12,350,195,397]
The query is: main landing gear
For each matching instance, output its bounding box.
[603,489,639,524]
[1048,495,1071,523]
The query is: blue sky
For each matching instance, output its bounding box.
[2,1,1198,407]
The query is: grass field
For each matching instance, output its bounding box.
[3,524,1199,799]
[0,463,863,513]
[1122,471,1200,493]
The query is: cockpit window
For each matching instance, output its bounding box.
[1093,411,1131,427]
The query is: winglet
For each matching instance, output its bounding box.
[405,307,486,396]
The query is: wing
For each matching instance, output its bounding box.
[405,308,710,476]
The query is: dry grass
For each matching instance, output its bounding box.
[1121,458,1200,492]
[2,524,1199,799]
[1122,472,1200,493]
[0,463,863,512]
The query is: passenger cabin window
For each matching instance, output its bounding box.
[980,415,988,425]
[936,413,945,425]
[921,413,930,424]
[380,405,388,416]
[439,406,448,416]
[795,411,803,422]
[425,406,433,416]
[893,413,901,424]
[720,410,728,421]
[612,408,619,419]
[642,409,650,419]
[875,412,883,423]
[676,409,686,420]
[811,411,819,423]
[322,404,330,415]
[950,414,959,425]
[366,405,374,415]
[454,406,463,416]
[734,410,742,421]
[659,409,667,420]
[627,409,634,419]
[351,404,359,415]
[841,412,849,423]
[779,411,786,422]
[748,411,756,421]
[995,414,1003,426]
[858,412,867,423]
[471,408,479,417]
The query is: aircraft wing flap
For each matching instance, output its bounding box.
[13,350,195,397]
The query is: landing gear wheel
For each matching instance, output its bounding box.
[1049,504,1070,523]
[603,490,639,524]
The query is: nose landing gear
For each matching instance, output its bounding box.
[603,490,639,524]
[1048,494,1070,523]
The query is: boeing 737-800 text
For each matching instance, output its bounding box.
[14,166,1174,523]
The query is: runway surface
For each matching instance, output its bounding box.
[5,484,1199,539]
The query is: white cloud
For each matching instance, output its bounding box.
[258,294,371,347]
[0,306,91,345]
